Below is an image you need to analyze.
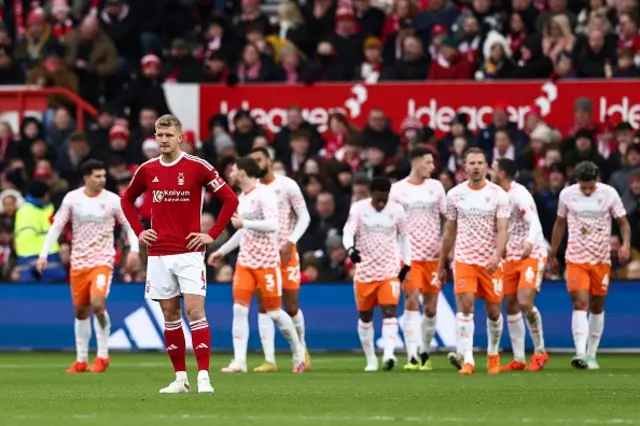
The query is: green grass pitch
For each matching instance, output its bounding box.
[1,353,639,426]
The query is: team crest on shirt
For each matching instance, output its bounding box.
[178,173,185,186]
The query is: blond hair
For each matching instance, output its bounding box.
[155,114,182,130]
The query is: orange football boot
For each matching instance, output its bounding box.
[501,360,527,371]
[91,357,110,373]
[459,363,475,375]
[527,353,549,371]
[66,361,89,373]
[487,354,501,374]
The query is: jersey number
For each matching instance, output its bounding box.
[524,266,535,283]
[430,272,440,287]
[492,278,503,295]
[96,274,107,291]
[389,280,400,298]
[601,274,610,289]
[265,274,276,292]
[287,267,300,283]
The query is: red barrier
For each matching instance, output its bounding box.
[199,80,640,137]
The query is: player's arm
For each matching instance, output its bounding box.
[438,193,458,268]
[36,194,72,271]
[611,189,631,261]
[112,194,140,254]
[287,181,311,244]
[202,163,239,240]
[550,189,568,271]
[494,191,510,261]
[218,229,244,255]
[396,207,411,281]
[342,204,361,263]
[120,165,148,237]
[243,194,278,232]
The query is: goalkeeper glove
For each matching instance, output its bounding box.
[398,264,411,282]
[347,247,361,263]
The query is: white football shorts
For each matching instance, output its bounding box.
[145,252,206,300]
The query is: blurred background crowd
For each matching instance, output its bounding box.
[0,0,639,284]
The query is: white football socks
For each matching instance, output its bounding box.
[507,313,526,362]
[587,312,604,358]
[258,313,276,364]
[292,309,307,349]
[421,315,437,353]
[232,304,249,365]
[93,311,111,359]
[403,310,420,361]
[456,312,474,365]
[487,314,503,356]
[382,318,398,360]
[268,309,304,359]
[74,318,91,363]
[525,306,546,353]
[358,320,376,365]
[572,310,588,357]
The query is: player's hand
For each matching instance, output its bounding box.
[398,265,411,282]
[35,257,47,274]
[125,252,140,272]
[347,247,361,263]
[207,250,223,266]
[186,232,214,251]
[521,242,533,259]
[486,254,500,275]
[436,262,447,285]
[139,229,158,246]
[619,245,631,263]
[280,241,294,266]
[231,213,243,229]
[550,257,560,275]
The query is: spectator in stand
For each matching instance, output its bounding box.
[274,43,313,84]
[415,0,459,38]
[0,188,24,227]
[458,14,482,65]
[0,24,25,84]
[127,107,157,162]
[49,0,74,44]
[56,132,90,188]
[478,103,527,153]
[617,13,640,64]
[274,1,311,56]
[163,38,202,83]
[511,0,537,33]
[231,41,276,84]
[381,0,418,43]
[576,0,617,35]
[26,42,78,113]
[303,191,343,253]
[99,0,139,69]
[327,6,363,78]
[13,7,54,72]
[284,129,312,177]
[621,169,640,215]
[46,106,75,156]
[358,36,384,83]
[333,132,365,173]
[230,109,265,156]
[383,16,417,64]
[302,0,337,46]
[507,12,528,57]
[234,0,272,39]
[488,129,516,164]
[541,14,576,64]
[446,135,468,183]
[575,27,616,78]
[464,0,502,34]
[428,36,472,80]
[437,112,475,166]
[608,122,636,170]
[119,54,171,124]
[564,97,599,138]
[63,13,118,106]
[197,15,238,76]
[354,0,386,39]
[361,109,401,157]
[427,24,447,61]
[535,162,566,238]
[614,48,640,77]
[518,123,551,171]
[322,233,349,281]
[273,105,322,160]
[610,144,640,195]
[552,50,577,79]
[564,129,610,181]
[312,40,350,81]
[323,112,351,159]
[382,34,430,80]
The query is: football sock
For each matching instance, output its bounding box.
[403,310,420,361]
[421,314,437,353]
[292,309,307,349]
[74,318,91,363]
[93,311,110,359]
[258,313,276,364]
[487,314,503,356]
[164,319,187,373]
[507,313,526,362]
[524,306,546,354]
[572,310,588,357]
[268,309,303,356]
[232,304,249,365]
[587,312,604,358]
[382,317,398,360]
[456,313,474,365]
[358,320,376,365]
[190,318,211,372]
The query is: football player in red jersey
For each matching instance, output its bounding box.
[121,114,239,394]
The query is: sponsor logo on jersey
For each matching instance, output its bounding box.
[152,189,191,203]
[178,173,185,186]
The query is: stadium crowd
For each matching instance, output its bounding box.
[0,0,639,283]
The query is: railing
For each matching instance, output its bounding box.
[0,87,97,131]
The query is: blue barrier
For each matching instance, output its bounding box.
[1,282,639,351]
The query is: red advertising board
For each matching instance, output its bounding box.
[199,80,640,138]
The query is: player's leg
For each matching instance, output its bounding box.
[586,264,610,370]
[419,262,441,371]
[502,262,527,371]
[566,263,590,369]
[146,255,190,393]
[67,269,91,373]
[254,292,277,372]
[379,278,401,371]
[520,258,548,371]
[284,255,306,349]
[479,266,504,375]
[89,267,113,373]
[452,263,478,374]
[355,281,378,371]
[402,286,421,370]
[221,265,254,373]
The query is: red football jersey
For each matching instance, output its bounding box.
[121,152,237,256]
